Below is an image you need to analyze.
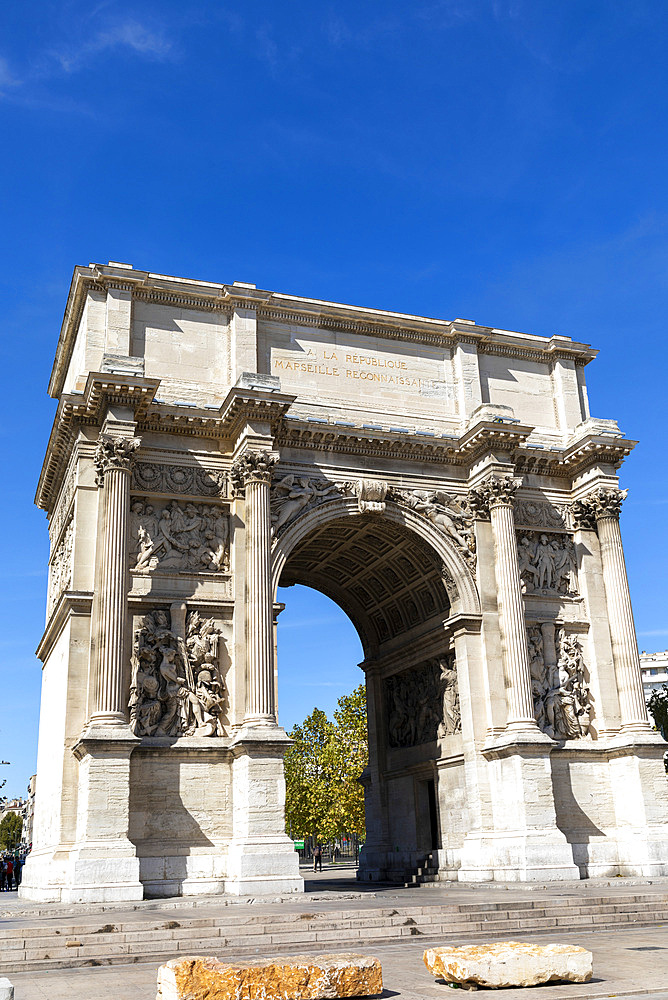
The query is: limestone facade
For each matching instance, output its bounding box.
[21,261,668,902]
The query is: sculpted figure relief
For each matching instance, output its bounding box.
[517,532,578,596]
[385,655,460,748]
[48,517,73,615]
[129,608,227,738]
[527,626,591,740]
[394,489,475,566]
[270,475,341,535]
[130,499,229,574]
[514,499,571,530]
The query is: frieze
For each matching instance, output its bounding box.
[513,498,572,530]
[527,625,591,740]
[132,461,227,498]
[49,460,77,544]
[130,498,229,575]
[47,515,73,616]
[517,531,578,596]
[385,654,460,748]
[389,488,475,568]
[129,607,227,738]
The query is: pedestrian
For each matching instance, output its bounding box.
[15,856,23,886]
[313,843,322,873]
[0,858,6,892]
[5,857,14,891]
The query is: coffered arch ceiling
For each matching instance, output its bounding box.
[278,516,450,657]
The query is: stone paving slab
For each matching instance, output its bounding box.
[6,925,668,1000]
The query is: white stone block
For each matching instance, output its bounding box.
[423,941,593,989]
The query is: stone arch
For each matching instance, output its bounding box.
[271,495,481,621]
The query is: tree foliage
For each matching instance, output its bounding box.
[0,813,22,850]
[284,684,368,841]
[648,685,668,742]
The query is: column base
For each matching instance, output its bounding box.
[470,731,580,882]
[20,845,144,903]
[458,830,581,882]
[225,837,303,895]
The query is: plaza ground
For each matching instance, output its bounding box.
[2,867,668,999]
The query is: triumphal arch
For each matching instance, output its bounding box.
[22,261,668,902]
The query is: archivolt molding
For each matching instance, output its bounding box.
[271,495,481,618]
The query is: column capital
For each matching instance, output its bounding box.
[572,486,627,529]
[468,474,521,519]
[231,450,278,493]
[94,434,140,487]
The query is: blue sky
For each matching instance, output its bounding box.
[1,0,667,797]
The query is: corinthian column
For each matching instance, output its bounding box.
[470,475,537,732]
[232,450,278,726]
[579,488,650,733]
[90,434,140,726]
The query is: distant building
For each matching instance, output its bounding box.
[640,651,668,731]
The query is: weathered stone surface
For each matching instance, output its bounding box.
[423,941,592,989]
[156,953,383,1000]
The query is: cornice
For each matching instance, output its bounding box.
[456,419,533,460]
[513,434,635,477]
[37,379,295,514]
[276,416,532,466]
[36,373,160,513]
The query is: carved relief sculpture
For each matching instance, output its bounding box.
[132,462,226,498]
[355,479,388,513]
[514,499,571,530]
[270,475,341,535]
[129,608,227,737]
[527,625,591,739]
[385,655,460,748]
[129,499,230,574]
[517,532,578,596]
[47,516,73,615]
[391,488,475,566]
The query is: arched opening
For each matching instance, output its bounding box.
[273,505,471,883]
[276,585,364,731]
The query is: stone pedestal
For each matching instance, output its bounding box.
[608,736,668,876]
[21,730,143,902]
[459,732,580,882]
[225,728,303,895]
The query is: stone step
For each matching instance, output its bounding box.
[3,894,668,975]
[2,912,667,974]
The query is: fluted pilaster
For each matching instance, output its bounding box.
[470,475,537,732]
[585,488,650,733]
[232,450,278,725]
[90,434,139,725]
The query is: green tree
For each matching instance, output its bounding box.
[329,684,368,839]
[284,684,368,842]
[284,707,336,841]
[648,685,668,741]
[647,686,668,774]
[0,812,22,850]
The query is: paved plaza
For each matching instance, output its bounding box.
[3,871,668,999]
